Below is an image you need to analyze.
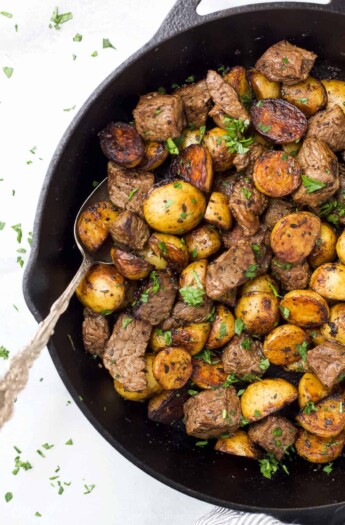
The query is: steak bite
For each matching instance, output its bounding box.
[263,198,294,231]
[255,40,317,85]
[107,162,154,218]
[134,270,178,326]
[307,342,345,389]
[109,210,150,251]
[176,80,212,128]
[206,70,249,122]
[183,387,241,439]
[133,92,186,141]
[82,308,110,357]
[271,257,311,291]
[103,313,152,391]
[222,334,265,380]
[229,178,268,236]
[162,297,214,330]
[248,415,298,460]
[306,105,345,152]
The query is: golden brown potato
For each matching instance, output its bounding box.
[241,378,297,422]
[76,264,126,313]
[148,388,188,424]
[279,290,329,328]
[283,359,310,373]
[321,79,345,115]
[139,246,167,270]
[204,192,232,231]
[171,144,213,193]
[310,263,345,301]
[308,223,337,268]
[235,292,279,336]
[336,230,345,264]
[152,347,192,389]
[305,327,327,346]
[241,274,279,297]
[298,372,331,409]
[263,324,309,366]
[179,259,208,290]
[191,358,228,389]
[270,212,321,264]
[248,69,281,100]
[206,304,235,349]
[203,127,235,171]
[224,66,252,104]
[114,354,162,401]
[138,140,169,170]
[143,181,206,235]
[296,391,345,438]
[185,225,221,261]
[77,201,119,252]
[295,429,345,463]
[180,127,206,149]
[215,430,261,459]
[150,323,211,355]
[321,303,345,345]
[110,247,153,280]
[149,233,189,271]
[281,76,327,117]
[253,151,301,197]
[99,122,144,168]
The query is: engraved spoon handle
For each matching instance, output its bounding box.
[0,255,93,428]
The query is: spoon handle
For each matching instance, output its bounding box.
[0,256,93,429]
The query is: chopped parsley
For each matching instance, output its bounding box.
[245,264,258,279]
[12,456,32,475]
[122,316,133,329]
[11,223,22,243]
[5,492,13,503]
[282,57,289,65]
[296,98,308,104]
[83,483,96,494]
[195,348,217,365]
[91,51,98,57]
[257,122,272,133]
[100,310,113,316]
[273,260,292,270]
[268,282,281,298]
[0,346,9,359]
[217,321,228,340]
[254,409,262,418]
[163,330,172,346]
[173,181,182,189]
[63,105,76,112]
[49,7,73,30]
[185,75,196,83]
[258,453,279,479]
[195,440,208,447]
[157,241,167,254]
[73,33,82,42]
[323,462,333,475]
[0,222,5,230]
[222,373,239,387]
[240,416,250,426]
[237,389,245,397]
[279,306,290,319]
[188,389,198,396]
[0,11,13,17]
[242,187,252,200]
[259,358,270,371]
[302,175,326,193]
[252,243,260,256]
[65,439,73,445]
[3,66,13,78]
[179,280,205,306]
[165,138,179,155]
[128,187,139,201]
[198,125,206,143]
[103,38,116,49]
[234,318,245,335]
[241,337,252,350]
[164,199,174,209]
[42,443,54,450]
[282,153,289,161]
[35,512,42,517]
[303,401,318,414]
[296,341,308,361]
[273,427,282,437]
[191,247,198,259]
[223,117,254,155]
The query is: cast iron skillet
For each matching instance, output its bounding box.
[23,1,345,523]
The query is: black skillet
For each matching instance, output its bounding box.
[23,1,345,523]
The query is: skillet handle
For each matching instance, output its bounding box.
[0,255,93,429]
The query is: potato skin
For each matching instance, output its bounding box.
[248,69,281,100]
[308,222,337,269]
[138,140,168,170]
[253,151,301,197]
[241,274,279,297]
[279,290,329,328]
[281,76,327,117]
[99,122,144,168]
[149,233,189,271]
[114,354,162,401]
[296,391,345,438]
[295,429,345,463]
[110,247,153,280]
[143,181,206,234]
[235,292,279,336]
[203,127,235,171]
[204,192,232,231]
[336,230,345,265]
[270,212,321,264]
[170,144,214,192]
[263,324,309,366]
[321,79,345,115]
[185,225,221,260]
[77,201,119,252]
[298,372,331,409]
[205,304,235,349]
[321,303,345,346]
[150,323,211,356]
[191,359,228,389]
[225,66,252,103]
[310,263,345,301]
[240,378,297,422]
[153,347,192,389]
[76,264,126,313]
[215,430,261,459]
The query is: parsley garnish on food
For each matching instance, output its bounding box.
[222,373,239,387]
[103,38,116,50]
[195,348,217,365]
[195,440,208,447]
[0,346,9,359]
[163,330,172,346]
[165,138,179,155]
[173,181,182,189]
[303,401,318,414]
[3,67,13,78]
[273,427,282,437]
[179,271,205,306]
[100,310,113,316]
[259,358,270,371]
[296,341,308,361]
[188,389,198,396]
[5,492,13,503]
[242,187,252,200]
[240,416,250,426]
[121,316,133,329]
[279,306,290,319]
[223,117,254,155]
[301,175,326,193]
[254,409,262,417]
[198,125,206,143]
[234,318,245,335]
[237,389,245,397]
[297,98,308,104]
[217,321,228,340]
[185,75,196,83]
[323,462,333,475]
[268,282,281,298]
[258,453,280,479]
[128,187,139,201]
[257,122,272,133]
[49,7,73,30]
[251,243,260,256]
[158,241,167,254]
[282,56,289,65]
[245,264,258,279]
[273,260,292,270]
[241,337,252,350]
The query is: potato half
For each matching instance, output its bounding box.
[308,222,337,269]
[253,150,301,197]
[149,233,189,271]
[110,247,153,280]
[321,303,345,345]
[281,76,327,117]
[205,304,235,349]
[295,429,345,463]
[191,359,228,389]
[248,69,281,100]
[215,430,261,459]
[114,354,162,401]
[76,264,126,313]
[171,144,213,192]
[150,323,211,356]
[241,378,297,422]
[279,290,329,328]
[185,225,221,261]
[77,201,119,252]
[241,274,279,297]
[310,263,345,301]
[235,292,279,336]
[263,324,309,366]
[296,391,345,438]
[138,140,169,171]
[336,230,345,265]
[298,372,331,409]
[321,79,345,115]
[153,347,192,389]
[204,192,232,231]
[203,127,235,171]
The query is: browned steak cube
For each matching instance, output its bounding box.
[109,210,150,251]
[176,80,212,128]
[271,258,311,291]
[206,70,249,122]
[307,342,345,389]
[134,270,177,326]
[248,415,298,460]
[161,297,214,330]
[306,105,345,152]
[222,334,265,380]
[82,307,110,357]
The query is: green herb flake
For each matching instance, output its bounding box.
[257,100,264,107]
[157,241,167,255]
[128,187,139,201]
[296,341,308,361]
[35,512,42,517]
[282,153,289,161]
[234,318,245,336]
[163,330,172,346]
[84,483,96,494]
[339,402,343,414]
[164,199,174,209]
[241,337,252,350]
[191,247,198,259]
[245,264,258,279]
[12,456,32,475]
[103,38,116,49]
[49,8,73,30]
[257,122,272,133]
[14,24,18,32]
[63,105,76,112]
[165,138,179,155]
[0,346,10,359]
[157,86,166,94]
[282,57,289,64]
[222,373,239,387]
[0,221,5,231]
[279,305,290,319]
[259,358,270,371]
[11,223,22,243]
[198,125,206,143]
[173,181,182,189]
[240,416,250,426]
[323,462,333,475]
[254,409,262,418]
[65,438,73,446]
[273,260,292,270]
[14,446,22,454]
[5,492,13,503]
[3,67,13,79]
[37,449,45,458]
[1,11,13,18]
[195,349,216,365]
[185,75,196,83]
[302,175,326,193]
[242,187,252,200]
[121,316,133,329]
[268,282,281,298]
[297,98,308,104]
[73,33,82,42]
[303,401,318,415]
[258,452,279,479]
[217,321,228,340]
[237,389,245,397]
[42,443,54,450]
[100,310,113,316]
[195,440,208,447]
[188,389,198,396]
[273,427,282,437]
[179,285,205,306]
[224,117,254,155]
[91,51,98,57]
[252,243,260,256]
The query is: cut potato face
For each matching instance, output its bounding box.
[298,372,331,409]
[235,292,279,336]
[171,144,213,193]
[321,303,345,346]
[296,390,345,438]
[206,304,235,349]
[150,323,211,355]
[77,201,119,252]
[110,247,153,280]
[149,233,189,272]
[76,264,126,313]
[253,151,301,197]
[281,76,327,117]
[153,347,192,389]
[99,122,144,167]
[215,430,261,459]
[191,358,228,389]
[180,127,205,150]
[139,245,167,270]
[185,225,221,261]
[224,66,252,103]
[279,290,329,328]
[310,263,345,301]
[282,141,301,157]
[308,222,337,269]
[204,192,232,231]
[179,259,208,290]
[241,274,279,297]
[336,230,345,265]
[240,378,297,422]
[270,212,321,264]
[138,140,169,170]
[114,354,162,401]
[321,79,345,115]
[248,69,281,100]
[263,324,309,366]
[203,127,235,171]
[295,429,345,463]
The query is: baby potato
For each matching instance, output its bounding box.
[270,211,321,264]
[253,150,301,197]
[298,372,331,409]
[171,144,213,193]
[110,247,153,280]
[185,225,221,261]
[215,430,261,459]
[279,290,329,328]
[310,263,345,301]
[295,429,345,463]
[191,358,228,389]
[206,304,235,349]
[248,68,281,100]
[138,140,169,170]
[180,127,206,149]
[76,264,126,313]
[296,391,345,438]
[150,323,211,355]
[148,389,188,424]
[281,76,327,117]
[149,233,189,271]
[139,245,167,270]
[263,324,309,366]
[224,66,252,103]
[241,274,279,297]
[305,327,327,346]
[114,354,162,401]
[308,222,337,268]
[203,127,235,171]
[179,259,208,290]
[153,347,192,389]
[321,79,345,114]
[235,292,279,336]
[336,230,345,264]
[204,192,232,231]
[99,122,144,168]
[241,378,297,422]
[77,201,119,252]
[321,303,345,345]
[143,181,206,235]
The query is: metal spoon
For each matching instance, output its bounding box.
[0,178,111,428]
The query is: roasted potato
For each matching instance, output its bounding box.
[321,79,345,114]
[77,201,119,252]
[180,127,206,149]
[298,372,331,409]
[241,378,298,422]
[139,245,167,270]
[241,274,279,297]
[281,76,327,117]
[99,122,144,167]
[253,150,301,197]
[251,98,308,144]
[138,140,169,170]
[204,192,232,231]
[263,324,309,366]
[149,233,189,271]
[152,347,192,389]
[171,144,213,193]
[310,263,345,301]
[224,66,252,105]
[185,225,221,261]
[284,359,310,373]
[150,323,211,355]
[336,230,345,265]
[296,429,345,463]
[321,303,345,345]
[235,292,280,336]
[305,327,327,346]
[203,127,235,171]
[110,247,153,280]
[215,430,261,459]
[143,181,206,235]
[279,290,329,328]
[76,264,126,313]
[296,390,345,438]
[148,388,189,424]
[270,212,321,264]
[248,68,281,100]
[206,304,235,349]
[114,354,162,401]
[191,358,228,389]
[179,259,208,290]
[308,223,337,268]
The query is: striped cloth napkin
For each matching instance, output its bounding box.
[195,507,298,525]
